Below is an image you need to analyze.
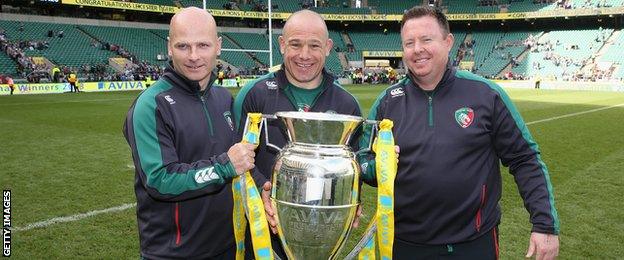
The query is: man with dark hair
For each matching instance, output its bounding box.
[359,5,559,259]
[234,9,362,259]
[123,7,258,259]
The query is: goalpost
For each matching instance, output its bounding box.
[203,0,274,69]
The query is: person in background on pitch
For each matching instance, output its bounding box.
[123,7,260,259]
[359,6,559,260]
[233,9,364,259]
[6,76,15,95]
[68,72,79,93]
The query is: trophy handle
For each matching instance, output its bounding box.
[262,114,283,153]
[242,113,282,152]
[355,119,379,156]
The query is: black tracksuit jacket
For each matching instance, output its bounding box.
[359,63,560,245]
[124,66,248,259]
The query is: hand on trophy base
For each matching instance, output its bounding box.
[260,181,279,234]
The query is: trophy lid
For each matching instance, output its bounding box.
[275,111,364,146]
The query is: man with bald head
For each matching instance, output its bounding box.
[233,9,362,259]
[123,7,257,259]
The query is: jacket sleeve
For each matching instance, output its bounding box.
[124,95,238,202]
[490,87,560,235]
[357,90,388,187]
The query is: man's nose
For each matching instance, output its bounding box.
[299,45,312,59]
[189,46,200,61]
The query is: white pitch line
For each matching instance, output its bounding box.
[527,103,624,125]
[13,102,624,231]
[13,203,136,231]
[0,98,134,106]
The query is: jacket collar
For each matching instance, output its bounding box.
[162,62,217,95]
[274,65,336,91]
[407,60,455,92]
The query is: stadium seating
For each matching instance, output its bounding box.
[367,0,415,14]
[219,34,258,69]
[470,31,505,76]
[150,29,169,40]
[512,29,609,79]
[78,25,168,65]
[598,29,624,79]
[471,31,541,77]
[505,0,557,12]
[0,20,114,71]
[450,30,467,63]
[238,0,301,12]
[221,32,269,69]
[445,0,500,14]
[345,30,401,62]
[0,52,17,76]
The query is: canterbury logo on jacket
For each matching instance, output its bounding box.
[359,63,560,245]
[123,66,241,259]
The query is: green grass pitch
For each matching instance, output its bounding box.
[1,85,623,259]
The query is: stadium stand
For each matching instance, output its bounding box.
[345,30,401,62]
[511,29,611,80]
[219,33,259,70]
[0,20,114,77]
[0,52,17,76]
[445,0,500,14]
[470,31,542,77]
[268,33,282,66]
[505,0,557,12]
[368,0,418,14]
[598,29,624,78]
[223,32,267,62]
[79,25,168,65]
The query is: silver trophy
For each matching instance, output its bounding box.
[241,111,381,260]
[270,112,364,260]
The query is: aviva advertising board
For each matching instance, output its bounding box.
[0,81,148,95]
[0,79,253,95]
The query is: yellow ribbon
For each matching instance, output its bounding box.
[358,119,397,260]
[232,113,274,260]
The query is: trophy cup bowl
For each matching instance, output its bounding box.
[270,112,363,260]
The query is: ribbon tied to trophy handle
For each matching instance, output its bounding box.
[241,113,283,153]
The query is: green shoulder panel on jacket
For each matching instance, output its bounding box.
[132,80,229,195]
[357,79,407,182]
[233,72,275,130]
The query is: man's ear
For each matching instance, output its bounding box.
[278,35,286,55]
[326,38,334,56]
